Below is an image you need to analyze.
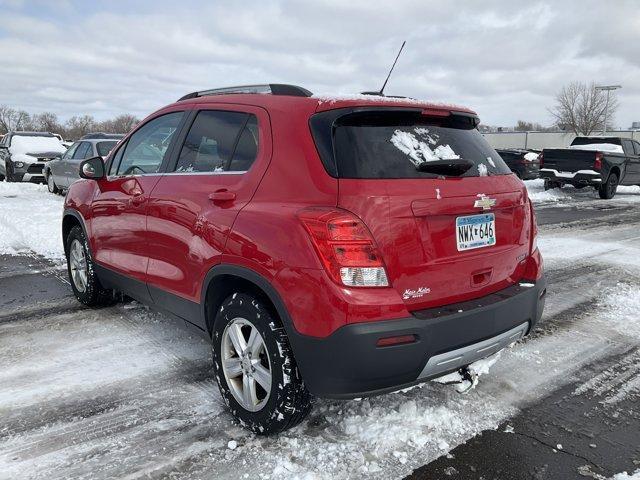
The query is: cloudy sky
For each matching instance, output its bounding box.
[1,0,639,128]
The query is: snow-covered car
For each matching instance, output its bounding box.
[496,149,541,180]
[0,132,67,183]
[44,133,123,194]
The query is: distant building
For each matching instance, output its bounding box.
[631,121,640,130]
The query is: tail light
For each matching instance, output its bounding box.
[594,152,603,171]
[537,152,544,168]
[529,200,538,253]
[298,207,389,287]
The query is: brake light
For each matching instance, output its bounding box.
[594,152,603,171]
[537,152,544,168]
[298,207,389,287]
[421,108,451,117]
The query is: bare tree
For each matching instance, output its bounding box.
[33,112,62,133]
[108,114,139,134]
[0,106,32,134]
[65,115,96,139]
[549,81,618,135]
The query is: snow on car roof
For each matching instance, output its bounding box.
[568,143,624,154]
[312,93,474,113]
[9,135,66,155]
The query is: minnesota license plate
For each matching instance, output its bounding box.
[456,213,496,251]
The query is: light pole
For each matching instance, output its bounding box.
[595,85,622,135]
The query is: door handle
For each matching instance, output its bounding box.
[209,190,236,203]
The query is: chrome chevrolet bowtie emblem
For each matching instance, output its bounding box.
[474,194,496,211]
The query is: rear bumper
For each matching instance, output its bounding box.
[540,168,602,185]
[290,277,546,398]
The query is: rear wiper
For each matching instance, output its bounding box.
[415,158,474,176]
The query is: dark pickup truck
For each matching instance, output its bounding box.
[539,136,640,199]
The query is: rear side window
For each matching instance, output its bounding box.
[622,139,634,156]
[313,110,510,179]
[174,111,258,173]
[96,141,117,157]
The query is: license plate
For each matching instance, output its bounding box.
[456,213,496,251]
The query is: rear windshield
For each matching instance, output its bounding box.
[315,110,510,179]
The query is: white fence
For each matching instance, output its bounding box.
[483,131,640,150]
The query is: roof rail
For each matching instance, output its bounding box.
[177,84,313,102]
[80,132,125,140]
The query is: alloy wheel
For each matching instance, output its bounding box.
[69,239,88,293]
[221,317,272,412]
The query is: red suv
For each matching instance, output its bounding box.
[63,84,545,434]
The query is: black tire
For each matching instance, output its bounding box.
[5,160,16,182]
[543,179,561,191]
[0,173,4,182]
[212,292,312,435]
[598,173,618,199]
[46,170,59,194]
[65,225,113,306]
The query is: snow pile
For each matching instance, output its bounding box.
[611,470,640,480]
[390,128,459,166]
[524,179,569,203]
[524,152,540,162]
[0,182,65,260]
[568,143,624,154]
[9,135,66,155]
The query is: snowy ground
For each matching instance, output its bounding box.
[0,181,639,479]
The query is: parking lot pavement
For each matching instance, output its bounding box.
[0,254,78,324]
[407,347,640,479]
[1,190,640,479]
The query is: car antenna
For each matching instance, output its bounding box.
[361,40,406,96]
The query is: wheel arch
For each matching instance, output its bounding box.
[609,165,621,180]
[201,265,295,341]
[62,209,89,256]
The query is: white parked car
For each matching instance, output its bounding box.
[0,132,66,183]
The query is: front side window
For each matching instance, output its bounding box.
[174,110,258,173]
[64,142,79,160]
[114,111,183,176]
[73,142,92,160]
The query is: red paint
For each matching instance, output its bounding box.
[64,93,543,338]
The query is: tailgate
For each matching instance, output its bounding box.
[542,148,598,172]
[339,175,531,311]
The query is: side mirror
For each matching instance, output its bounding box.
[79,156,105,180]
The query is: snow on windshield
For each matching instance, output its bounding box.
[568,143,624,154]
[390,127,459,167]
[9,136,66,155]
